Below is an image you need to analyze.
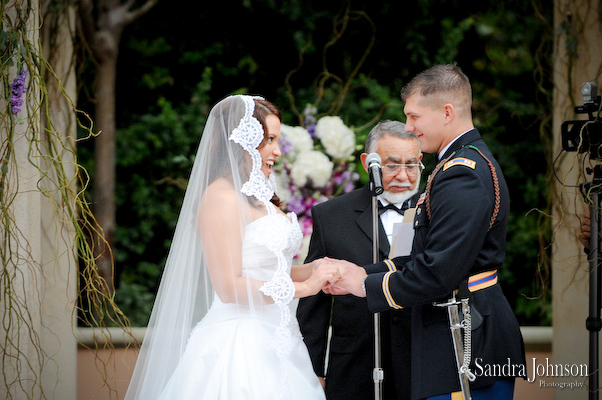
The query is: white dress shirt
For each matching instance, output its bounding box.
[378,197,410,245]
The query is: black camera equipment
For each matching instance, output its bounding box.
[561,82,602,159]
[564,82,602,400]
[580,170,602,400]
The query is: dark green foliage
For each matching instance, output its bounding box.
[111,74,214,326]
[81,0,554,326]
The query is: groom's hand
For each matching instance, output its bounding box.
[322,258,367,297]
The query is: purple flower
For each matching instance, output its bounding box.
[304,196,318,211]
[10,69,28,115]
[287,193,306,215]
[303,104,317,139]
[299,216,314,236]
[344,180,356,193]
[332,170,350,186]
[307,124,316,139]
[304,114,316,126]
[331,169,359,194]
[279,138,294,155]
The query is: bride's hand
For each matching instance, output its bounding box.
[301,261,341,296]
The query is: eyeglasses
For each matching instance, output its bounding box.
[382,162,425,177]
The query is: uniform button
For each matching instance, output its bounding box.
[417,208,421,215]
[415,221,419,227]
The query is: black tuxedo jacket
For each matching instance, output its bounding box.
[297,184,418,400]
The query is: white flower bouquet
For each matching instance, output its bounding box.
[275,105,360,260]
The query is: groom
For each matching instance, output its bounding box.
[324,64,526,399]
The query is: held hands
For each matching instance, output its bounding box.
[320,258,368,298]
[302,259,342,296]
[301,257,369,298]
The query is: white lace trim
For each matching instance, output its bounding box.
[256,210,303,400]
[228,95,275,207]
[230,95,299,399]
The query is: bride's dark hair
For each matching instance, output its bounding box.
[205,97,283,207]
[254,98,282,147]
[253,98,283,207]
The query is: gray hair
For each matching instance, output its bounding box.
[364,120,419,153]
[400,64,472,118]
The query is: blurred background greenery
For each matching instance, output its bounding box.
[76,0,553,326]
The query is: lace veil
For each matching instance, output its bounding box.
[124,95,292,399]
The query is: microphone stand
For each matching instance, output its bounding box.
[370,174,384,400]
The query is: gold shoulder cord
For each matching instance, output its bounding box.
[424,145,501,230]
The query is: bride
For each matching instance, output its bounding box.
[124,95,338,400]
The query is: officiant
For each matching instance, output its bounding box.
[297,120,423,400]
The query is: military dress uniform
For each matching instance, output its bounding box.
[362,129,526,399]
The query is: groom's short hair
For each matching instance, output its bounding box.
[400,63,472,120]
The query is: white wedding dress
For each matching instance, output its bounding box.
[157,211,326,400]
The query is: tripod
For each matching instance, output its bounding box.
[582,164,602,400]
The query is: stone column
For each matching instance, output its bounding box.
[0,2,43,398]
[553,0,602,398]
[0,1,77,398]
[39,3,78,399]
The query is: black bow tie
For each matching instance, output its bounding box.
[378,200,410,216]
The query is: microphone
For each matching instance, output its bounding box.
[366,153,384,196]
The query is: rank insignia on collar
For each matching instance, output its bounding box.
[443,157,476,171]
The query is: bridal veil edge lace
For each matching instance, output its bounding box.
[124,95,303,400]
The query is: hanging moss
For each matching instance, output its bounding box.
[1,1,133,398]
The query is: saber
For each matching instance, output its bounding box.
[434,291,476,400]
